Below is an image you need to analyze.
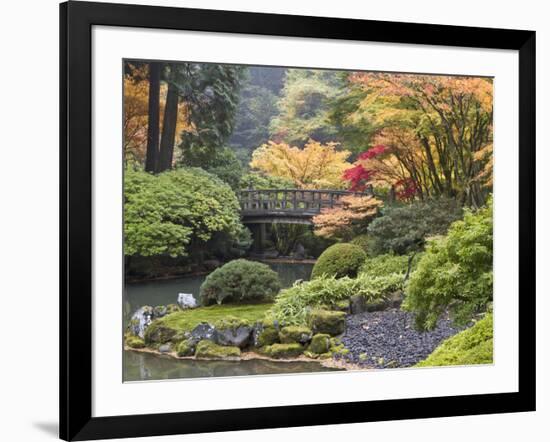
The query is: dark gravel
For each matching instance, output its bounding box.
[335,309,463,369]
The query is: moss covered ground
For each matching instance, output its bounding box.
[415,313,493,367]
[154,303,273,333]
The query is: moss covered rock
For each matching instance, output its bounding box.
[195,340,241,359]
[416,314,493,367]
[125,335,145,349]
[143,321,177,345]
[255,325,279,347]
[166,304,180,314]
[279,326,312,344]
[260,343,304,359]
[308,334,331,354]
[307,309,346,336]
[176,339,196,357]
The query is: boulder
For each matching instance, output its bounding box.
[279,326,312,344]
[166,304,180,314]
[215,326,252,349]
[158,343,172,353]
[308,333,331,354]
[307,309,346,336]
[125,335,145,349]
[177,293,198,310]
[153,305,167,318]
[190,323,216,343]
[176,339,196,357]
[143,321,177,344]
[252,323,279,347]
[128,306,154,338]
[195,340,240,359]
[260,343,304,359]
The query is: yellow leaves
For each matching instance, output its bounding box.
[250,140,351,189]
[313,195,383,240]
[124,63,192,164]
[473,143,493,188]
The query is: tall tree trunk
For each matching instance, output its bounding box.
[157,67,179,172]
[145,62,161,173]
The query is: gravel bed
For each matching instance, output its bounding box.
[335,309,464,369]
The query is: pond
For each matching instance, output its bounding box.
[124,261,314,320]
[123,261,337,380]
[124,351,341,381]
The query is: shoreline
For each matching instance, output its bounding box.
[126,257,317,284]
[125,345,361,369]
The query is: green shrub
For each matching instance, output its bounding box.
[311,243,367,279]
[416,314,493,367]
[180,146,244,191]
[367,197,463,255]
[269,273,401,325]
[199,259,281,305]
[360,253,409,277]
[404,199,493,330]
[124,167,242,259]
[350,234,375,253]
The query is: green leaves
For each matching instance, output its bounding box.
[403,197,493,330]
[124,167,243,258]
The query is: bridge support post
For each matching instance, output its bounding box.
[251,223,267,253]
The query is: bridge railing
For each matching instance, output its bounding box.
[240,188,372,214]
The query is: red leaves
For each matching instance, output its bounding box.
[357,144,387,160]
[394,178,419,201]
[343,145,387,191]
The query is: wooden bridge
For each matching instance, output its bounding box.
[239,188,370,225]
[239,188,371,253]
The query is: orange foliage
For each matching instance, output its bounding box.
[313,194,383,240]
[124,64,191,165]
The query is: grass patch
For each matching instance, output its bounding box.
[415,313,493,367]
[156,303,273,333]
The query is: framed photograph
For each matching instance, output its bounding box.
[60,1,536,440]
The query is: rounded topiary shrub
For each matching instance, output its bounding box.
[311,243,367,279]
[199,259,281,305]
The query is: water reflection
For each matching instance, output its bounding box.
[124,350,340,381]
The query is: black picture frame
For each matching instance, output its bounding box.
[60,1,536,440]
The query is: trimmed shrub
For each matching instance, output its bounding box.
[311,243,367,279]
[404,199,493,330]
[199,259,281,305]
[416,314,493,367]
[367,197,463,255]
